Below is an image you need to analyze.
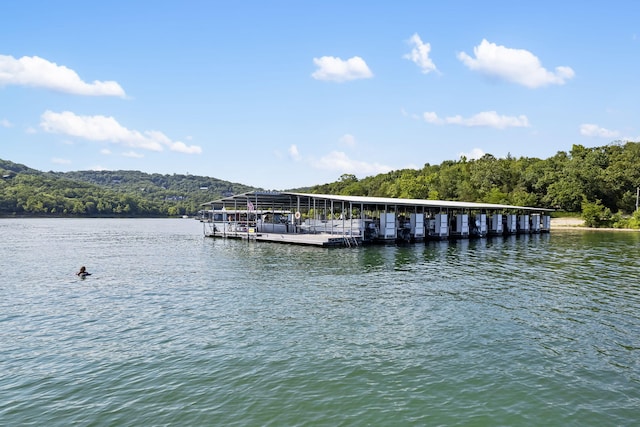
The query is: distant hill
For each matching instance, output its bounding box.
[304,142,640,220]
[2,140,640,223]
[0,159,257,216]
[55,169,257,199]
[0,159,42,175]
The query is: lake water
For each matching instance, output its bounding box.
[1,218,639,426]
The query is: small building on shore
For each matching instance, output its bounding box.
[201,191,553,247]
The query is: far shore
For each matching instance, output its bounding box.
[550,217,585,228]
[1,214,638,231]
[551,217,640,232]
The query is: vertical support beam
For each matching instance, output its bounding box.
[297,195,301,233]
[331,200,334,235]
[350,202,354,237]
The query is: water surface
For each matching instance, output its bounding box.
[1,219,639,425]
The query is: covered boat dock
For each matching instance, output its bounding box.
[201,191,553,247]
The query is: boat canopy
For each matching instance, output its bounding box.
[203,191,554,213]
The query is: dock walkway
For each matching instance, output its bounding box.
[207,231,357,247]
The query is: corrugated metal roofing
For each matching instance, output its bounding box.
[204,191,554,212]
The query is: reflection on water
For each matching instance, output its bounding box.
[0,219,639,426]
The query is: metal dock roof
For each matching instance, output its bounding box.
[204,191,553,212]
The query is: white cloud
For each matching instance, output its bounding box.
[424,110,530,129]
[1,118,12,128]
[403,33,437,74]
[339,133,356,147]
[144,130,202,154]
[458,148,486,160]
[311,56,373,82]
[40,110,161,150]
[122,150,144,158]
[39,110,202,154]
[457,39,575,88]
[312,151,392,175]
[401,108,420,120]
[167,141,202,154]
[51,157,71,165]
[423,112,440,124]
[288,144,301,161]
[0,54,126,97]
[579,123,620,138]
[100,148,111,155]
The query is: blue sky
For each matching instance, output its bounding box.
[1,1,638,190]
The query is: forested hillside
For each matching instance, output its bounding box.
[308,142,640,227]
[0,160,256,216]
[2,141,640,226]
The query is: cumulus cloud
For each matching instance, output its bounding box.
[39,110,202,154]
[312,151,392,175]
[424,110,530,129]
[1,118,12,128]
[403,33,437,74]
[423,112,440,123]
[458,148,486,160]
[143,130,203,154]
[401,108,421,120]
[167,141,202,154]
[0,54,126,97]
[579,123,620,138]
[289,144,301,161]
[457,39,575,88]
[311,56,373,82]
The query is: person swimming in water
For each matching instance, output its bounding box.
[76,266,91,278]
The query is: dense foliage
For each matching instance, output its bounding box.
[308,142,640,227]
[2,141,640,226]
[0,160,256,216]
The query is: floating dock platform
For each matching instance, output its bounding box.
[201,191,553,247]
[207,230,358,247]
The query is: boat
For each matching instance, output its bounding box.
[201,209,293,235]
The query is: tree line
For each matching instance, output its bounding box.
[2,141,640,227]
[307,142,640,228]
[0,160,255,217]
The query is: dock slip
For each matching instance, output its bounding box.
[201,191,553,247]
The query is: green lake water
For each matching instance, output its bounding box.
[1,218,639,426]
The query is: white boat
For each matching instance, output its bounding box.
[201,209,292,236]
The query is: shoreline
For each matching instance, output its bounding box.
[550,217,640,232]
[1,215,638,231]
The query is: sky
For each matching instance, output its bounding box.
[1,1,638,190]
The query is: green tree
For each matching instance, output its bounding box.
[581,199,612,227]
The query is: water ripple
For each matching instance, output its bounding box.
[1,220,639,425]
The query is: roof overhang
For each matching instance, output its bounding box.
[203,191,554,212]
